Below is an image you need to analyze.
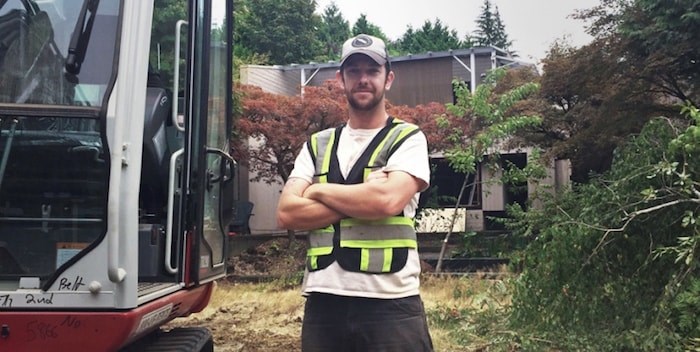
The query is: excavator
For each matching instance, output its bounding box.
[0,0,233,350]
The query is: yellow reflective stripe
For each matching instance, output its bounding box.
[310,226,334,234]
[307,247,333,256]
[364,123,419,180]
[319,131,335,184]
[340,239,417,249]
[382,248,392,272]
[364,123,406,179]
[360,248,369,271]
[391,125,418,149]
[341,217,415,227]
[365,125,400,178]
[310,134,319,156]
[309,256,318,270]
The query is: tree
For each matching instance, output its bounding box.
[492,6,513,52]
[235,0,322,65]
[316,2,351,62]
[507,106,700,350]
[351,14,390,43]
[387,101,461,155]
[486,1,700,348]
[434,68,542,272]
[513,0,696,182]
[396,19,464,55]
[518,41,662,182]
[578,0,700,107]
[150,0,187,86]
[473,0,512,51]
[235,81,346,184]
[233,0,271,67]
[236,81,461,183]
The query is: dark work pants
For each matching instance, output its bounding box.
[301,293,434,352]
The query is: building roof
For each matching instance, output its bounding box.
[262,46,533,71]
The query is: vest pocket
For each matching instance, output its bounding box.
[336,246,409,274]
[306,226,335,271]
[306,246,335,271]
[337,218,417,274]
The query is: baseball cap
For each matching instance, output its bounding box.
[340,34,389,67]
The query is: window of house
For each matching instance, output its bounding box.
[426,157,481,208]
[501,153,528,208]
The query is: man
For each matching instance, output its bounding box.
[276,34,433,351]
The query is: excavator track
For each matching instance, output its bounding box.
[121,327,214,352]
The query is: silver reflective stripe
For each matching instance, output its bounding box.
[309,227,334,248]
[367,122,419,169]
[361,248,393,272]
[339,218,416,242]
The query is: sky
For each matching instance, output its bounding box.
[314,0,600,64]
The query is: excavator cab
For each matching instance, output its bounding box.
[0,0,233,351]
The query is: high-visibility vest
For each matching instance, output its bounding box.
[306,117,421,274]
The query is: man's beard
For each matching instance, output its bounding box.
[346,88,384,111]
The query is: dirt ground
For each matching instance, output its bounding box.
[165,237,442,351]
[166,237,307,351]
[228,236,308,278]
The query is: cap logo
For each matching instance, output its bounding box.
[351,35,373,48]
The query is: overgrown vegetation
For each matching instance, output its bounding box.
[495,105,700,351]
[432,67,542,272]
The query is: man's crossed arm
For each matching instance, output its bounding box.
[276,170,424,231]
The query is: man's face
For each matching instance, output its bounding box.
[338,55,394,112]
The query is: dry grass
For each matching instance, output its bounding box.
[421,274,512,351]
[171,273,512,351]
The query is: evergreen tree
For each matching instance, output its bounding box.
[473,0,512,51]
[235,0,322,65]
[492,6,513,51]
[316,2,351,61]
[150,0,187,85]
[351,14,390,43]
[396,19,463,54]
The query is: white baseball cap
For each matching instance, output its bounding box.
[340,34,389,67]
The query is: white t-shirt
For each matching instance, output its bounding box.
[288,122,430,299]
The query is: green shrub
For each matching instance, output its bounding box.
[504,108,700,351]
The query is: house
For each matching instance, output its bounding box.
[238,46,570,234]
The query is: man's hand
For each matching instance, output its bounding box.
[365,168,388,183]
[276,178,344,231]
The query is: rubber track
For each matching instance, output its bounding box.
[122,327,214,352]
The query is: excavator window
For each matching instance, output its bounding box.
[0,0,120,283]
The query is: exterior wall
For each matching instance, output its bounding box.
[244,136,286,234]
[389,56,454,106]
[248,179,284,234]
[528,158,555,210]
[474,54,494,84]
[528,158,572,210]
[306,67,337,86]
[240,65,300,96]
[451,54,493,88]
[481,161,505,211]
[555,159,572,191]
